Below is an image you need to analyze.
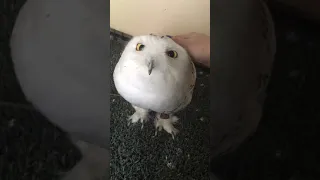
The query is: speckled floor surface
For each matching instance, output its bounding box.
[110,37,210,180]
[0,1,320,180]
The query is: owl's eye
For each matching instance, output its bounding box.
[166,50,178,58]
[136,43,145,51]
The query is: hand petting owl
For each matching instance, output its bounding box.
[113,34,196,139]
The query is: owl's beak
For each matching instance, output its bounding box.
[147,60,154,75]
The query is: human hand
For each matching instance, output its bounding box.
[171,32,210,68]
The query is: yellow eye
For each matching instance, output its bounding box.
[136,43,145,51]
[167,50,178,58]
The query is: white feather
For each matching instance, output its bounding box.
[113,35,196,114]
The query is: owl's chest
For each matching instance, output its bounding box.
[115,68,178,108]
[117,67,176,96]
[114,60,196,112]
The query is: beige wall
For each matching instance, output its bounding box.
[110,0,210,37]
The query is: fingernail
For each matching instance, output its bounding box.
[166,35,172,38]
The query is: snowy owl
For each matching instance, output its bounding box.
[113,34,197,139]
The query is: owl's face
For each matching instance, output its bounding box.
[119,34,191,76]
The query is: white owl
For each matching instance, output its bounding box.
[113,34,197,139]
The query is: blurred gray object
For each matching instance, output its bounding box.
[210,0,276,158]
[10,0,110,179]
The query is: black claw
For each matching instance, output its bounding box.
[148,111,157,121]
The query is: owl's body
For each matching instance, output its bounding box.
[113,35,196,137]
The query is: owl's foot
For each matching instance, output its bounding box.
[154,113,179,139]
[128,105,149,129]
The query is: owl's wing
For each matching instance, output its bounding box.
[171,60,197,113]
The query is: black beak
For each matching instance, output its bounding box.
[148,60,154,75]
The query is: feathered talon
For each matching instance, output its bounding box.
[155,114,179,139]
[127,105,149,127]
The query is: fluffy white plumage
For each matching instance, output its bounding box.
[113,34,196,138]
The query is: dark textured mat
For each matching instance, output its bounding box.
[110,38,210,180]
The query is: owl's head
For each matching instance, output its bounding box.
[119,34,191,75]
